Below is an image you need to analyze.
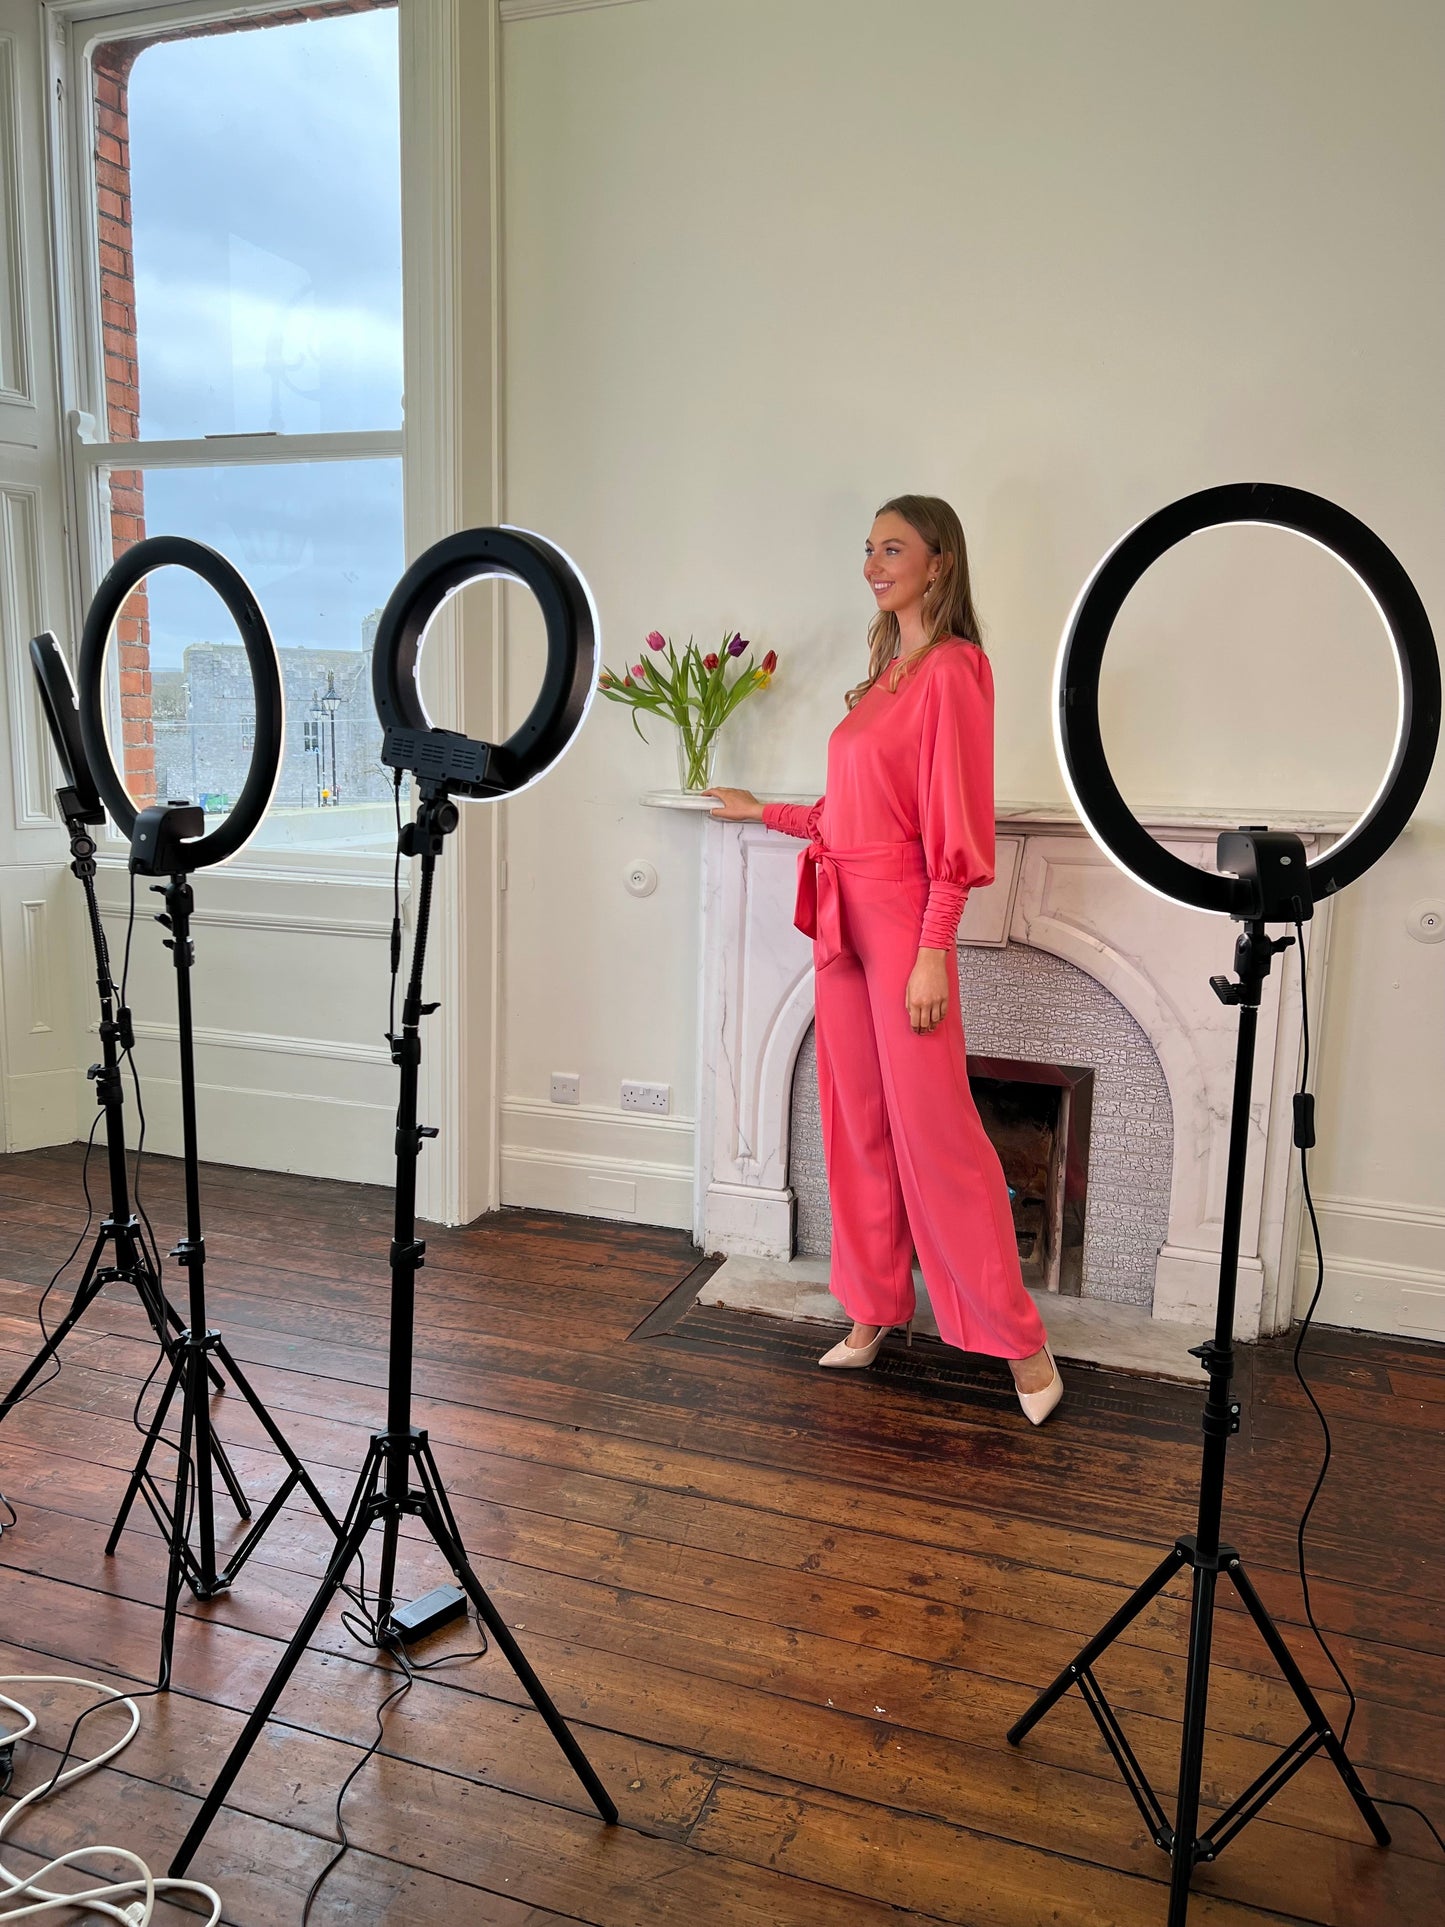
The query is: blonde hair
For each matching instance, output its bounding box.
[845,494,984,710]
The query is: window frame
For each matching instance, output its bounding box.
[46,0,405,877]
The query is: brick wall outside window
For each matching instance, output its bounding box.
[89,0,393,809]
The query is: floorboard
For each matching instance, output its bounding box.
[1,1144,1442,1924]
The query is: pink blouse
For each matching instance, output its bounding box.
[761,638,996,950]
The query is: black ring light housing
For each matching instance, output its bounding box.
[1055,483,1440,917]
[30,632,103,821]
[373,525,599,799]
[78,535,283,872]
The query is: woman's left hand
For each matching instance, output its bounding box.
[906,948,950,1034]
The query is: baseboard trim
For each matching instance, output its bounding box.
[2,1067,83,1153]
[122,1077,396,1187]
[500,1143,692,1229]
[1298,1194,1445,1338]
[1298,1251,1445,1341]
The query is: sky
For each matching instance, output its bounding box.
[123,6,403,668]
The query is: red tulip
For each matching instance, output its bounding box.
[761,649,777,673]
[646,631,667,651]
[703,653,720,672]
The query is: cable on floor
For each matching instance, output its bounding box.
[301,1547,488,1923]
[1289,921,1444,1861]
[0,1674,222,1924]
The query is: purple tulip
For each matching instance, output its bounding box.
[727,632,748,658]
[646,631,667,651]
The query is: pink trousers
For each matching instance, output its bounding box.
[805,840,1048,1360]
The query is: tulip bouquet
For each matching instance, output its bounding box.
[599,630,778,792]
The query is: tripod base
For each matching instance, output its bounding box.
[169,1423,617,1877]
[0,1212,221,1423]
[1008,1532,1389,1923]
[110,1323,344,1684]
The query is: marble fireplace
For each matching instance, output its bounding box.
[660,795,1345,1367]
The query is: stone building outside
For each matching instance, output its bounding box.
[152,638,392,827]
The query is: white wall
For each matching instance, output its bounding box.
[494,0,1445,1335]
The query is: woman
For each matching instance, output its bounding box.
[707,494,1062,1424]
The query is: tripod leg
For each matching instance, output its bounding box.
[107,1357,183,1552]
[1008,1543,1189,1745]
[1167,1565,1218,1927]
[211,1339,343,1537]
[1225,1558,1390,1846]
[187,1345,221,1594]
[205,1431,252,1522]
[0,1249,109,1421]
[168,1456,384,1878]
[139,1269,225,1396]
[416,1478,617,1825]
[157,1370,199,1689]
[0,1276,104,1417]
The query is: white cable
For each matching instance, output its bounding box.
[0,1676,221,1926]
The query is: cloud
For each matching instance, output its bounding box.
[109,7,407,666]
[124,7,402,438]
[133,268,402,437]
[134,458,403,665]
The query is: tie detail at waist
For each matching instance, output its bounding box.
[795,839,928,968]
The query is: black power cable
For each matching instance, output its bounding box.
[118,864,164,1282]
[11,1110,105,1419]
[301,1547,488,1924]
[6,862,159,1441]
[1290,921,1445,1860]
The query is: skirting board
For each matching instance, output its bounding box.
[2,1067,83,1154]
[701,1255,1215,1383]
[1298,1253,1445,1341]
[1297,1195,1445,1342]
[501,1145,692,1228]
[120,1078,395,1188]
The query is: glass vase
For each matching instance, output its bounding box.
[674,723,720,793]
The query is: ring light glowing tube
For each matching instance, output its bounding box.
[1052,484,1439,917]
[77,536,284,870]
[373,524,600,800]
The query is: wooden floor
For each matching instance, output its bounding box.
[1,1145,1442,1925]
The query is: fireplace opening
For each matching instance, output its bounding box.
[968,1056,1093,1296]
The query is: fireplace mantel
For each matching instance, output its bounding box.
[685,797,1342,1354]
[645,791,1357,836]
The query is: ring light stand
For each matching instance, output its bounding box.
[77,537,344,1687]
[171,527,615,1878]
[1008,485,1440,1924]
[0,635,223,1422]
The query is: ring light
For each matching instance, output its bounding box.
[373,525,599,798]
[78,536,283,871]
[1054,483,1440,916]
[30,632,103,819]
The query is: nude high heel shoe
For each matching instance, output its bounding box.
[818,1320,913,1369]
[1016,1343,1063,1426]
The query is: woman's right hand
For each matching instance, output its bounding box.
[704,788,766,821]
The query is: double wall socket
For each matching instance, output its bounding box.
[621,1081,669,1115]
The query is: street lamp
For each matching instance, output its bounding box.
[308,687,324,805]
[320,668,341,805]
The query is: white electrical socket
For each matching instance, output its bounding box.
[550,1072,580,1105]
[621,1080,669,1115]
